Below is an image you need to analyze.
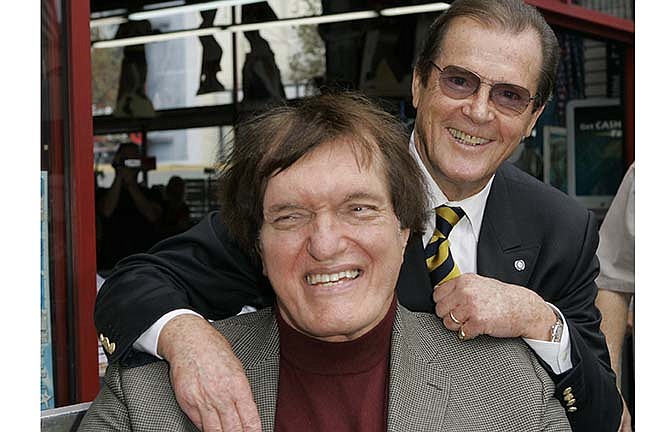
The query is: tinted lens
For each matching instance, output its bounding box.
[490,83,532,114]
[439,65,480,98]
[436,64,533,115]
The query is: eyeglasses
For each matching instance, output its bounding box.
[430,62,538,116]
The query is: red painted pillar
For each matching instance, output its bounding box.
[66,0,99,402]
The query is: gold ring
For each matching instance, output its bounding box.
[449,311,462,325]
[458,326,466,341]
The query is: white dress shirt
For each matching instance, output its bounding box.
[135,132,573,374]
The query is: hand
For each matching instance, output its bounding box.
[433,273,556,341]
[159,315,262,432]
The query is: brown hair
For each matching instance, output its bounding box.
[217,92,429,257]
[414,0,559,111]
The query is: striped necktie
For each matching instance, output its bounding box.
[425,205,466,287]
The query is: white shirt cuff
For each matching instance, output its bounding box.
[238,305,257,315]
[132,309,203,359]
[522,303,573,375]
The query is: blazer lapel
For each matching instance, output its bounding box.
[235,314,281,432]
[387,308,450,431]
[478,166,538,287]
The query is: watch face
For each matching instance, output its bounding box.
[551,319,563,343]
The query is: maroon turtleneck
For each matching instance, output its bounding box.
[274,298,397,432]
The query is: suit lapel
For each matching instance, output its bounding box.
[396,234,434,312]
[387,308,450,431]
[478,165,538,287]
[237,314,281,432]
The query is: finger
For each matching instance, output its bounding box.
[201,405,227,432]
[434,285,467,323]
[448,310,463,325]
[434,296,450,319]
[216,406,244,432]
[232,387,262,432]
[442,314,460,332]
[432,278,458,303]
[170,372,206,430]
[459,321,481,341]
[184,407,204,431]
[438,306,463,331]
[208,391,244,432]
[435,299,467,331]
[434,282,459,313]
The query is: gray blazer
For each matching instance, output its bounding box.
[80,306,571,431]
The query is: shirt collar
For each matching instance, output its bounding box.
[409,130,494,240]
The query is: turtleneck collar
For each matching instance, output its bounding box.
[276,297,397,375]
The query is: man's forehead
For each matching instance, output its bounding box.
[288,138,382,174]
[444,15,533,36]
[264,145,389,202]
[438,17,542,85]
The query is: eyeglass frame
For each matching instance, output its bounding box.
[429,61,539,116]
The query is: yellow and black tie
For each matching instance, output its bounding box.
[425,205,466,287]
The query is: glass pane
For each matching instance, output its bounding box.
[89,1,631,213]
[94,126,226,275]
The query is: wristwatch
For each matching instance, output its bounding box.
[550,312,564,343]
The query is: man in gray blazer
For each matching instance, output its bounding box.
[81,93,569,431]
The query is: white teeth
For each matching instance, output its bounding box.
[448,128,490,146]
[306,269,360,285]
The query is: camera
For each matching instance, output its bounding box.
[112,157,156,170]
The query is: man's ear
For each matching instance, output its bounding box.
[411,68,423,110]
[255,238,267,276]
[525,103,546,137]
[399,227,411,257]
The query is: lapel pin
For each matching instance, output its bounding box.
[514,259,526,271]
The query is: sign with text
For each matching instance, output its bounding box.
[566,98,624,209]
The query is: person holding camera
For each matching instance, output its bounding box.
[96,142,163,273]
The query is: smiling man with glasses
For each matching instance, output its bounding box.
[409,1,622,430]
[94,1,623,431]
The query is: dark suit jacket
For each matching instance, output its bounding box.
[82,306,571,432]
[95,162,621,431]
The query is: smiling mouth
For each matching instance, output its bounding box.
[306,269,361,286]
[448,128,491,146]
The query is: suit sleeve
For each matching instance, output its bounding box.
[94,211,273,365]
[545,210,622,432]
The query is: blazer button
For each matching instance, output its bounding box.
[567,407,578,413]
[562,387,573,396]
[100,336,116,355]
